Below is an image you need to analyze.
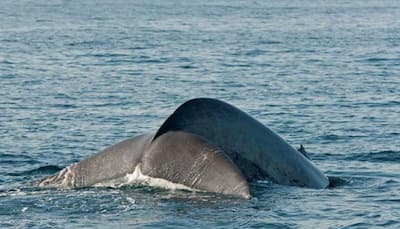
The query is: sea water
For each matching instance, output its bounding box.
[1,0,399,228]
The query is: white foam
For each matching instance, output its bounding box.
[94,164,197,192]
[38,163,76,188]
[0,188,27,197]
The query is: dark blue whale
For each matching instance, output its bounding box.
[38,98,329,198]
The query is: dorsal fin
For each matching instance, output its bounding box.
[298,144,310,159]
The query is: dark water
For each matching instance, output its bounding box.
[1,0,399,228]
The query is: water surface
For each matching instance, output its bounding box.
[1,0,399,228]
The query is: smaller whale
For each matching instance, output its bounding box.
[37,98,329,198]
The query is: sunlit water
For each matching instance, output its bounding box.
[1,0,399,228]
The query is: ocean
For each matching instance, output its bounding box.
[1,0,399,228]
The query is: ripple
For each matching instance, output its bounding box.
[365,57,399,62]
[313,150,400,164]
[1,0,400,228]
[346,151,400,163]
[327,176,350,187]
[15,165,62,176]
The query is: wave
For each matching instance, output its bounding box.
[344,151,400,163]
[327,176,350,187]
[7,165,62,177]
[365,57,400,62]
[311,150,400,163]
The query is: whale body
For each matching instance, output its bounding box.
[38,98,329,198]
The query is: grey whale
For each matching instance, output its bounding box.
[38,98,329,198]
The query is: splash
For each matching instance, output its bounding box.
[93,164,197,192]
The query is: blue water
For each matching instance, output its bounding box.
[1,0,399,228]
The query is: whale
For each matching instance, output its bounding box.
[37,98,329,198]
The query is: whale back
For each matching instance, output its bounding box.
[38,134,152,188]
[153,98,329,188]
[143,131,250,198]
